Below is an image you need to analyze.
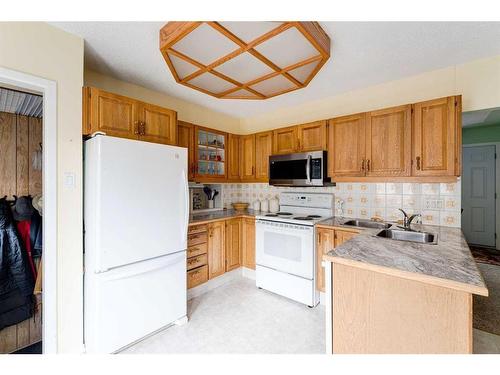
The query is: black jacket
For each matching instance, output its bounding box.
[0,198,34,330]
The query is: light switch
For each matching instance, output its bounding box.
[64,172,76,189]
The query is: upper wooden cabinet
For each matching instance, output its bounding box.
[138,103,177,145]
[227,134,241,181]
[83,87,177,145]
[412,96,460,177]
[365,105,412,177]
[273,126,298,154]
[328,113,366,177]
[255,131,273,181]
[194,126,227,180]
[240,134,256,181]
[177,121,195,180]
[297,121,328,152]
[83,87,139,139]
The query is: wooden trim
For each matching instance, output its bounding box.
[331,176,459,183]
[323,255,488,297]
[159,21,330,100]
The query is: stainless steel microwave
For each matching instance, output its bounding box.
[269,151,332,187]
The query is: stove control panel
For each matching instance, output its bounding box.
[279,192,334,209]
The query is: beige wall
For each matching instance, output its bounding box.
[85,70,241,133]
[240,55,500,132]
[0,22,84,353]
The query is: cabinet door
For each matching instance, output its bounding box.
[334,230,358,248]
[255,131,273,181]
[194,126,227,180]
[412,96,457,177]
[242,218,255,269]
[177,121,195,180]
[329,114,366,177]
[208,221,225,279]
[225,219,241,271]
[227,134,241,181]
[87,87,139,139]
[365,105,411,177]
[273,126,298,154]
[316,228,335,292]
[240,134,256,181]
[297,120,327,152]
[139,103,177,145]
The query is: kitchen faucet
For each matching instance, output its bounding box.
[398,208,421,230]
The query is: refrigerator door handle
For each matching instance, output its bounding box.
[182,169,189,242]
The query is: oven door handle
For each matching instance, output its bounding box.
[306,154,311,183]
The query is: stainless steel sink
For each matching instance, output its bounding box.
[375,228,438,244]
[343,219,392,229]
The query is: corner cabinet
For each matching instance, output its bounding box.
[177,121,195,180]
[227,134,241,181]
[225,218,242,272]
[255,131,273,181]
[240,134,256,181]
[208,221,226,279]
[82,87,177,145]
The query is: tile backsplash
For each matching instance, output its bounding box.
[221,180,462,228]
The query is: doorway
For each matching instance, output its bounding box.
[0,67,57,354]
[462,145,496,247]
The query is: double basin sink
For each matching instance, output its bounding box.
[342,219,437,245]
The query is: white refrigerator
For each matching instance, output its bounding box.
[84,135,189,353]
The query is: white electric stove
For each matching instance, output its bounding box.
[255,192,334,307]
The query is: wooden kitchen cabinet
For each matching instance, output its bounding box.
[137,102,177,145]
[255,131,273,181]
[227,134,241,181]
[195,126,227,180]
[297,120,328,152]
[240,134,256,181]
[328,113,366,177]
[334,229,358,248]
[83,87,178,145]
[83,87,139,139]
[365,105,412,177]
[412,96,460,177]
[273,126,298,155]
[316,227,335,292]
[225,218,242,271]
[177,121,195,180]
[208,221,226,279]
[242,218,256,269]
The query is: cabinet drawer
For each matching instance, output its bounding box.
[187,265,208,289]
[188,224,207,235]
[187,254,208,271]
[187,242,208,258]
[188,232,208,246]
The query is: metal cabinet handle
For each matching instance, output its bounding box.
[367,159,371,171]
[416,156,421,170]
[140,121,146,135]
[134,121,140,135]
[361,159,365,171]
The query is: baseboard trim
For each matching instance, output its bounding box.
[242,266,256,280]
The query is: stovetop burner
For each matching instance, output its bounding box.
[276,212,292,216]
[265,214,278,217]
[293,217,314,221]
[307,215,321,218]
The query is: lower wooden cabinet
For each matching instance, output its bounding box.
[316,227,359,292]
[208,221,226,279]
[187,265,208,289]
[242,217,256,269]
[187,224,209,289]
[316,227,335,292]
[225,218,242,271]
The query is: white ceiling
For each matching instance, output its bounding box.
[51,22,500,119]
[463,107,500,127]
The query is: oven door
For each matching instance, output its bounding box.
[269,151,326,186]
[255,219,314,279]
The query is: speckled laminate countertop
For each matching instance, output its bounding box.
[189,209,259,225]
[318,217,488,296]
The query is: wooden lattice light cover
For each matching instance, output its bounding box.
[159,22,330,99]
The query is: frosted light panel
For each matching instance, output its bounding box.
[250,75,296,96]
[168,53,199,79]
[173,23,240,65]
[288,60,320,84]
[215,52,274,83]
[220,21,283,43]
[254,27,320,68]
[189,72,237,94]
[224,89,259,98]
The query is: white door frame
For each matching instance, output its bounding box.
[0,66,58,353]
[463,143,500,249]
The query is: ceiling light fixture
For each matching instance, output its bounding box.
[159,22,331,100]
